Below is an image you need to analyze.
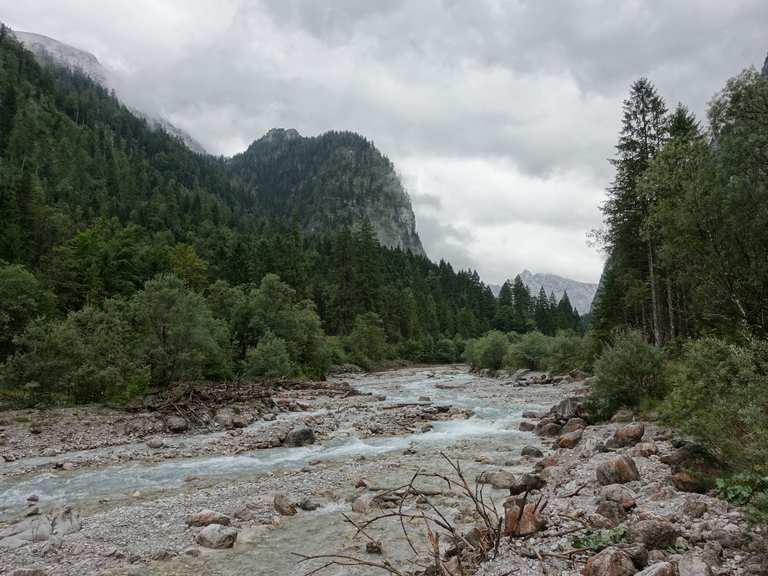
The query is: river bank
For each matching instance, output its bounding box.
[1,366,763,576]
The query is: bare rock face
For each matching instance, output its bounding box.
[606,423,645,448]
[196,524,237,549]
[186,510,230,527]
[596,456,640,485]
[558,429,583,449]
[283,426,315,447]
[627,519,679,550]
[582,547,636,576]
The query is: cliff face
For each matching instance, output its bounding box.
[229,129,425,255]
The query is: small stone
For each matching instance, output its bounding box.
[671,471,707,493]
[61,462,76,471]
[677,555,713,576]
[682,498,707,518]
[196,524,237,549]
[26,495,39,503]
[298,498,321,511]
[146,438,164,449]
[630,441,658,458]
[365,541,382,554]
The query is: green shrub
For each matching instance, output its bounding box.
[244,330,296,380]
[1,304,149,405]
[464,330,509,370]
[663,338,768,474]
[503,331,550,370]
[542,330,585,372]
[572,526,627,551]
[589,329,665,419]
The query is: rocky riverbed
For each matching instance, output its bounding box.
[0,366,764,576]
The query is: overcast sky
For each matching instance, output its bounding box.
[2,1,767,284]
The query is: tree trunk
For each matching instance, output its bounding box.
[647,239,662,346]
[666,278,675,341]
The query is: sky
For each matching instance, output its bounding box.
[2,1,767,284]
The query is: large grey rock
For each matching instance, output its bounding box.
[549,397,583,421]
[284,426,315,447]
[606,423,645,448]
[677,555,713,576]
[165,416,188,433]
[521,445,543,458]
[196,524,237,549]
[627,519,679,550]
[596,456,640,485]
[478,470,516,490]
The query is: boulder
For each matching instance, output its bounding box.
[596,456,640,485]
[627,519,679,550]
[635,563,676,576]
[582,547,636,576]
[677,555,713,576]
[478,470,516,490]
[595,500,627,527]
[195,524,237,549]
[681,498,707,518]
[630,442,658,458]
[273,494,297,516]
[600,484,637,510]
[146,438,164,449]
[671,471,707,494]
[550,397,583,421]
[503,497,545,536]
[610,410,635,423]
[661,444,720,487]
[558,430,583,449]
[509,473,546,495]
[518,421,536,432]
[165,416,188,433]
[606,423,645,449]
[283,426,315,447]
[561,417,587,434]
[537,423,563,437]
[521,445,543,458]
[186,510,230,527]
[522,411,540,419]
[214,410,235,429]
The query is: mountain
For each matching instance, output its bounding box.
[519,270,597,314]
[229,128,425,255]
[12,29,206,154]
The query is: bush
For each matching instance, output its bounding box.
[503,331,551,370]
[589,329,665,419]
[663,338,768,475]
[465,330,509,370]
[0,263,56,360]
[244,330,296,380]
[545,331,587,373]
[1,304,149,405]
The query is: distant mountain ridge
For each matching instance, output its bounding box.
[492,271,597,314]
[12,30,207,154]
[519,270,597,314]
